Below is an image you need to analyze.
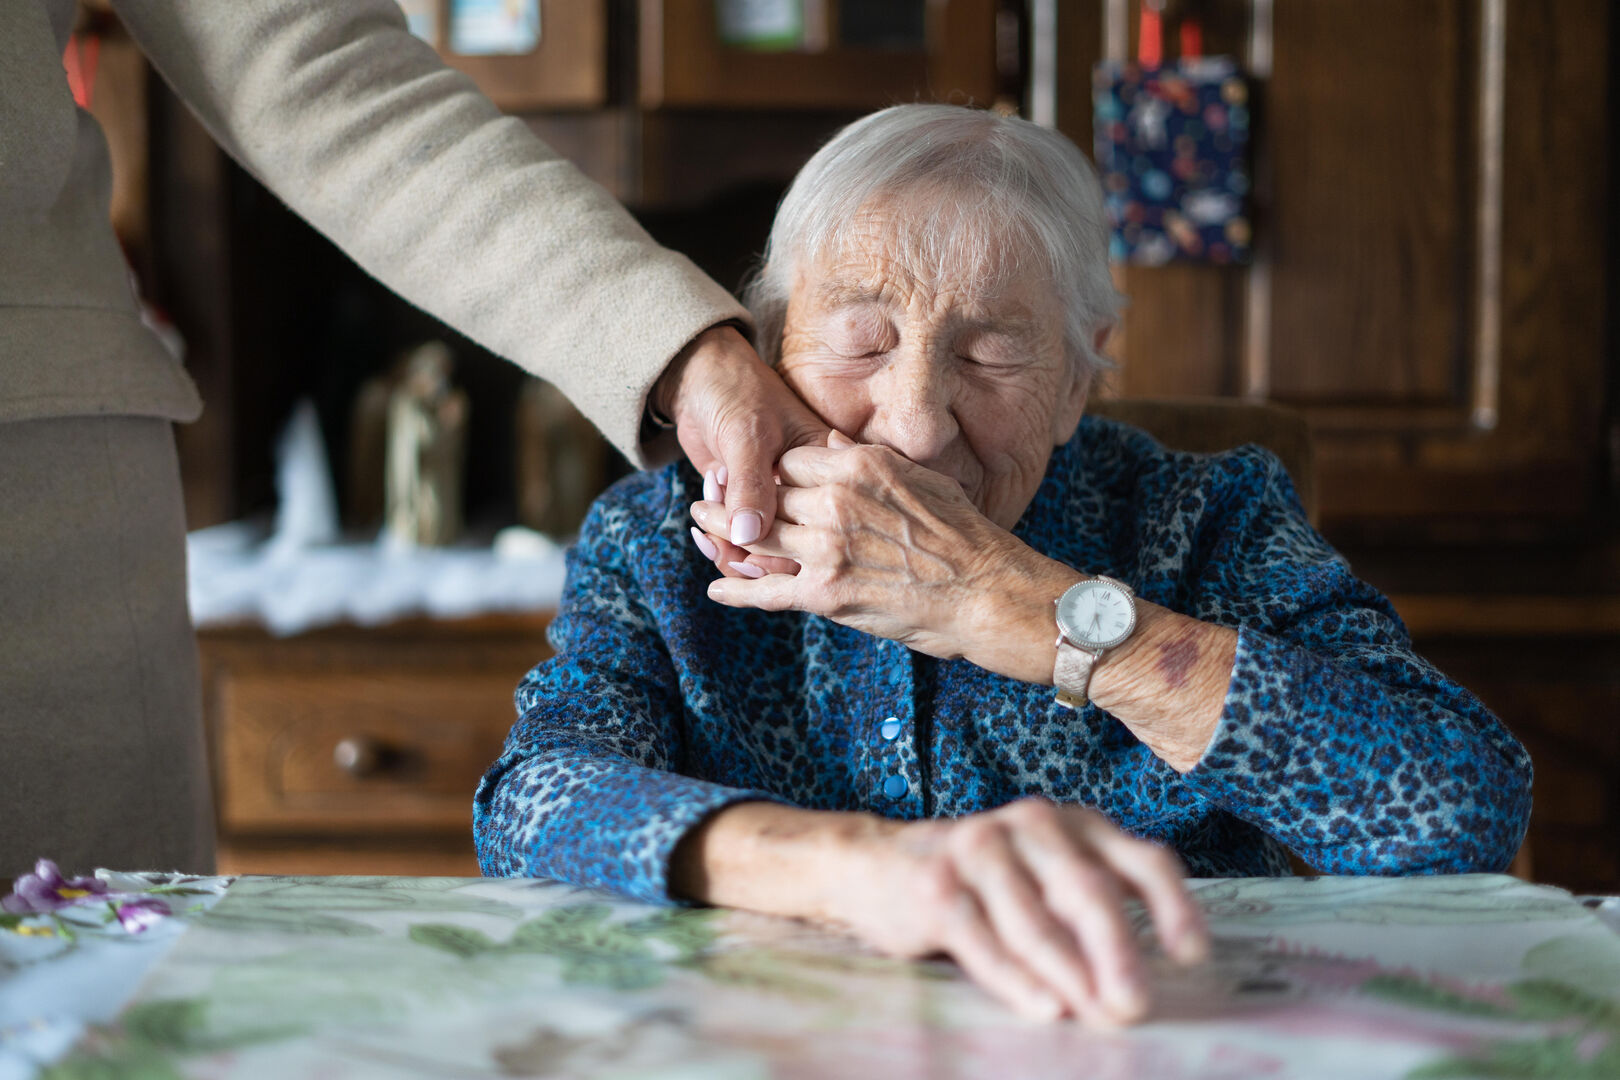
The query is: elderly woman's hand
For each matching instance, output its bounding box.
[845,799,1209,1024]
[672,797,1209,1025]
[693,432,1082,685]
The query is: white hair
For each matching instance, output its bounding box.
[742,104,1120,376]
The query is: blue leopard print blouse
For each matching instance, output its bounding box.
[474,417,1532,902]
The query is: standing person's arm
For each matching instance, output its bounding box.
[113,0,823,534]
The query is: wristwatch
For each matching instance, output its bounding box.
[1052,576,1138,709]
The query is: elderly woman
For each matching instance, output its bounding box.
[475,105,1532,1025]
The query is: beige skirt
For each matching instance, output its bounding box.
[0,415,214,876]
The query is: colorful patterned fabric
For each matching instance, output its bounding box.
[474,418,1532,903]
[1093,57,1253,265]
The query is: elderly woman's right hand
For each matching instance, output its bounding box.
[673,797,1209,1025]
[833,798,1209,1024]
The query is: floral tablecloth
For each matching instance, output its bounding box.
[5,870,1620,1079]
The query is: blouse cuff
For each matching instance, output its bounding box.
[477,753,785,906]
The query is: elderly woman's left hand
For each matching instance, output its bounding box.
[694,433,1079,685]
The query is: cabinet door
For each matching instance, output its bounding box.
[1057,0,1611,528]
[434,0,608,110]
[639,0,998,110]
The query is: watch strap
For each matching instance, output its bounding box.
[1053,635,1101,710]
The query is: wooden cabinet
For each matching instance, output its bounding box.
[1407,623,1620,894]
[200,617,551,876]
[433,0,608,111]
[1054,0,1613,529]
[639,0,999,110]
[1047,0,1616,891]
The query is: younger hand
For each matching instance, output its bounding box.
[657,325,829,576]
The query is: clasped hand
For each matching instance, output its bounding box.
[693,431,1061,672]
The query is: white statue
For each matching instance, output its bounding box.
[385,342,467,547]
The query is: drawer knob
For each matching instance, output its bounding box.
[333,736,383,777]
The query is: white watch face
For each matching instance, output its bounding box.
[1056,579,1136,650]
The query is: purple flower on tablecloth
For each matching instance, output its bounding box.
[1,859,109,914]
[113,897,172,934]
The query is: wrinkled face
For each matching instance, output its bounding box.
[777,209,1091,530]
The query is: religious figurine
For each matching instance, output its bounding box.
[514,377,608,539]
[384,341,468,547]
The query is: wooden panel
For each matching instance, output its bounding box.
[218,839,482,877]
[1314,0,1610,525]
[1484,0,1611,473]
[1418,636,1620,894]
[1055,0,1252,402]
[1058,0,1611,526]
[641,0,996,110]
[200,618,553,870]
[1054,0,1102,148]
[1390,595,1620,639]
[216,671,516,833]
[634,110,859,209]
[1113,267,1244,398]
[1266,0,1465,404]
[437,0,607,110]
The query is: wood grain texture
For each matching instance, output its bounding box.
[1390,595,1620,638]
[1057,0,1611,526]
[201,619,550,848]
[1418,636,1620,893]
[1300,0,1608,523]
[1055,0,1252,406]
[1266,0,1464,404]
[1112,267,1245,398]
[215,671,517,833]
[438,0,607,111]
[217,839,482,877]
[640,0,995,110]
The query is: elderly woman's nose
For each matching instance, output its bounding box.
[868,355,959,464]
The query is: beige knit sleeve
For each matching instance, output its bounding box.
[112,0,748,465]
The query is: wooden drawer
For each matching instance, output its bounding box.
[215,670,518,834]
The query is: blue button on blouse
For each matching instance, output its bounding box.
[881,774,908,799]
[879,719,902,741]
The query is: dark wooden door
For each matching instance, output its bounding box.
[1055,0,1612,529]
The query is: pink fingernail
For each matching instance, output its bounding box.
[690,526,718,561]
[716,465,729,486]
[730,510,763,546]
[703,469,721,503]
[728,561,766,579]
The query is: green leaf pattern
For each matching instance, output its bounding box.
[34,873,1620,1079]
